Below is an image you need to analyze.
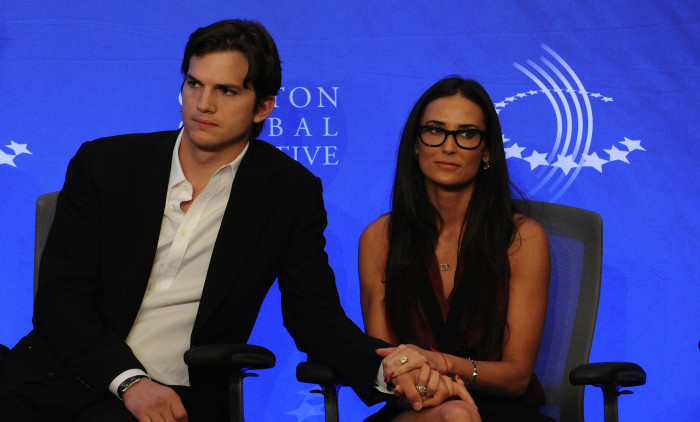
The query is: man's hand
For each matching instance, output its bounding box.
[123,378,188,422]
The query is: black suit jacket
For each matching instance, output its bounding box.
[27,130,387,410]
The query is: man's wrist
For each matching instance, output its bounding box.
[117,375,149,400]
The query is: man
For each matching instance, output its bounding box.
[0,19,461,421]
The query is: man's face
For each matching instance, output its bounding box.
[180,50,273,155]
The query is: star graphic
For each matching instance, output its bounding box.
[495,101,507,108]
[505,143,526,159]
[620,137,646,152]
[578,88,589,96]
[580,152,608,173]
[502,135,511,143]
[604,146,630,163]
[551,154,580,175]
[590,93,601,98]
[602,97,613,102]
[523,150,549,170]
[528,90,538,95]
[286,400,324,421]
[505,96,516,102]
[0,149,17,167]
[516,92,527,98]
[5,141,32,155]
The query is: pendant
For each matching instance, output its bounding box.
[439,264,450,271]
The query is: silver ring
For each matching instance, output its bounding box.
[415,385,427,396]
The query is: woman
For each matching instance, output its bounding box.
[360,77,553,421]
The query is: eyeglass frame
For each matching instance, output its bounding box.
[416,125,487,150]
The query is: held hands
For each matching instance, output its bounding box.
[377,346,474,411]
[122,378,189,422]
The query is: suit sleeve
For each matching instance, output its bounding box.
[277,175,391,406]
[32,141,145,391]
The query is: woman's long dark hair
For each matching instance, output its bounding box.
[384,77,518,358]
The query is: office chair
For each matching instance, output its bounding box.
[32,191,275,422]
[297,200,645,422]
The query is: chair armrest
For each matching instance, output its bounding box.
[570,361,646,387]
[296,361,346,387]
[184,344,275,371]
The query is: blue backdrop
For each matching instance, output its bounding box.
[1,1,698,420]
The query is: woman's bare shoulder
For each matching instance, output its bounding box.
[512,213,549,252]
[360,214,390,245]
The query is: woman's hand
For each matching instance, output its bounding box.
[391,361,476,410]
[377,344,444,380]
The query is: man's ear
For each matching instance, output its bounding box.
[253,96,276,123]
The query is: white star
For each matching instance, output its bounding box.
[286,400,324,421]
[590,93,601,98]
[0,149,17,167]
[516,92,527,98]
[620,137,646,152]
[602,97,613,102]
[495,101,507,108]
[578,88,589,96]
[505,96,517,102]
[5,141,32,155]
[505,143,526,159]
[551,154,580,175]
[502,135,511,143]
[523,150,549,170]
[604,146,630,163]
[581,152,608,173]
[528,90,538,95]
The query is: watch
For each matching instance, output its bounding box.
[117,375,148,399]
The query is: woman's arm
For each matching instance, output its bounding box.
[445,215,550,396]
[359,215,395,343]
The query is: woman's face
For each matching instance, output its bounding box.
[414,94,490,194]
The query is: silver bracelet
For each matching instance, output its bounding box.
[467,357,477,387]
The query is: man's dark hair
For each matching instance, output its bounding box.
[182,19,282,138]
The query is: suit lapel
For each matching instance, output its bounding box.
[193,140,282,334]
[118,131,177,324]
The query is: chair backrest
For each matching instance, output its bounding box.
[34,191,59,297]
[518,200,602,422]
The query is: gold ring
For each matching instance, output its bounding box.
[415,385,427,396]
[399,356,408,365]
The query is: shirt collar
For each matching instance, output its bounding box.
[168,129,250,189]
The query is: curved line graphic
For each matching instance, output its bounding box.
[512,62,562,195]
[526,59,573,193]
[540,56,583,193]
[541,44,594,201]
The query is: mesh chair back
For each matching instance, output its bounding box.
[518,200,603,422]
[34,191,59,297]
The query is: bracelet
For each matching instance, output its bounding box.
[466,357,477,387]
[430,346,449,373]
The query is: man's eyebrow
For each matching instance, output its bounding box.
[215,83,245,91]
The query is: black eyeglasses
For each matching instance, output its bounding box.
[416,125,487,150]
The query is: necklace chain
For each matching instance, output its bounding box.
[439,248,458,271]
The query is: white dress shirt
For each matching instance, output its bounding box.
[109,131,248,396]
